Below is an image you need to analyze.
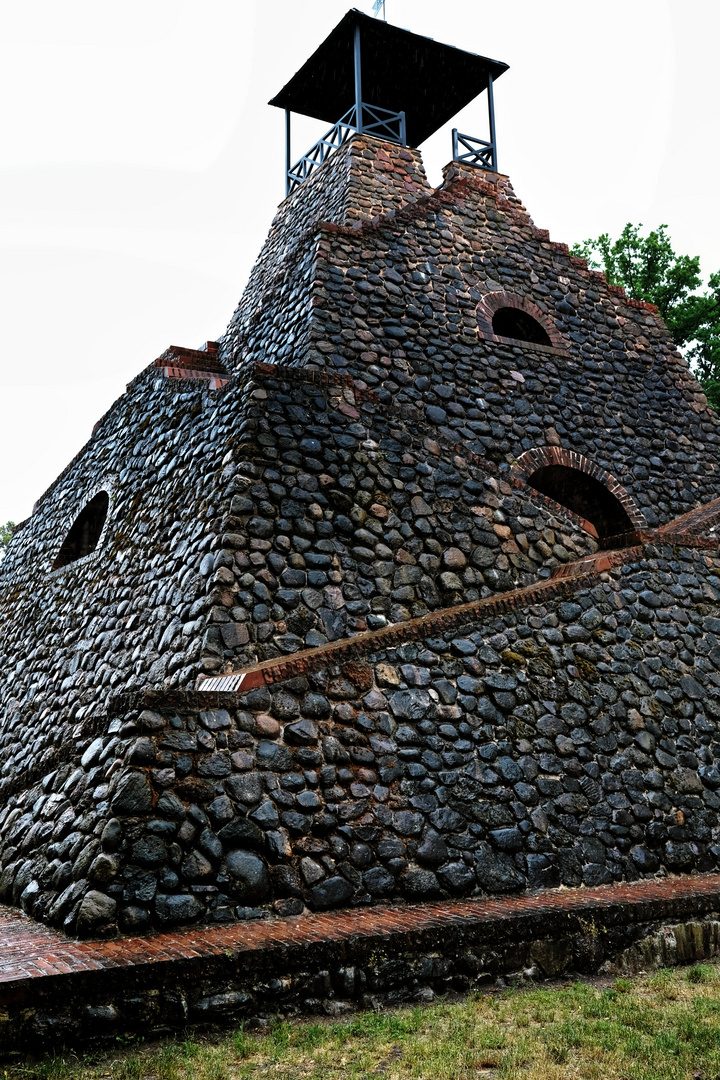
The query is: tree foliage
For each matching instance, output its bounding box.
[0,521,15,559]
[572,224,720,406]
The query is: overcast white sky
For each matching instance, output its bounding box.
[1,0,718,524]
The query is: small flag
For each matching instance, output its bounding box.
[372,0,386,19]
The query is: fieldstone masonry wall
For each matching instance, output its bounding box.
[4,539,720,937]
[220,140,431,371]
[2,134,720,937]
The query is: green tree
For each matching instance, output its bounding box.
[572,224,720,407]
[0,521,15,559]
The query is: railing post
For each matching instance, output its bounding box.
[354,23,363,134]
[399,110,406,146]
[285,110,292,196]
[452,127,459,162]
[487,74,497,173]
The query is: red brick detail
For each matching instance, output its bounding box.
[549,546,641,580]
[202,503,720,697]
[319,176,475,240]
[626,296,659,314]
[475,290,566,351]
[657,494,720,536]
[158,367,229,389]
[316,161,667,335]
[154,342,225,375]
[512,446,647,530]
[3,873,720,986]
[599,285,659,315]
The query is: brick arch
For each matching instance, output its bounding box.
[476,290,565,349]
[512,447,647,545]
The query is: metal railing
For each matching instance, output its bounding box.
[359,102,406,143]
[287,103,406,194]
[452,129,497,173]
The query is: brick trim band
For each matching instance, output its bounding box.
[198,546,639,694]
[512,446,647,530]
[4,874,720,1051]
[199,529,711,695]
[657,493,720,537]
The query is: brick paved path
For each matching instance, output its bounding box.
[3,873,720,986]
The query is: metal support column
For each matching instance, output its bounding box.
[487,74,497,173]
[354,24,363,134]
[285,110,292,195]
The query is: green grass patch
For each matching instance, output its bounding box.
[8,961,720,1079]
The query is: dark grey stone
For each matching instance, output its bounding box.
[285,719,319,746]
[438,861,475,893]
[75,890,117,935]
[226,772,264,805]
[400,868,443,899]
[310,875,354,909]
[390,690,431,720]
[223,850,270,903]
[475,844,526,893]
[218,818,265,850]
[155,893,205,925]
[110,773,153,816]
[363,866,395,896]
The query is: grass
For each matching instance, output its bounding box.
[7,962,720,1079]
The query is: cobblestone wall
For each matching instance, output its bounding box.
[2,134,720,937]
[223,138,720,526]
[3,540,720,936]
[203,364,599,675]
[0,371,250,797]
[219,139,431,371]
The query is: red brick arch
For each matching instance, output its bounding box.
[512,446,647,541]
[476,290,565,350]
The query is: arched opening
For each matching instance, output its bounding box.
[492,307,552,346]
[527,465,634,545]
[53,491,109,570]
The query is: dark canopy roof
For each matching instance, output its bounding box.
[269,9,508,148]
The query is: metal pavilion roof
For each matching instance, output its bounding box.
[269,9,508,148]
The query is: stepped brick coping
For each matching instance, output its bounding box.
[154,343,226,376]
[156,366,229,390]
[317,154,660,317]
[200,526,715,695]
[3,873,720,988]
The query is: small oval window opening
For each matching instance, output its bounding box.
[492,307,552,346]
[53,491,109,570]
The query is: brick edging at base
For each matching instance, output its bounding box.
[4,873,720,1052]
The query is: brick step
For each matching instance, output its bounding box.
[4,872,720,1051]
